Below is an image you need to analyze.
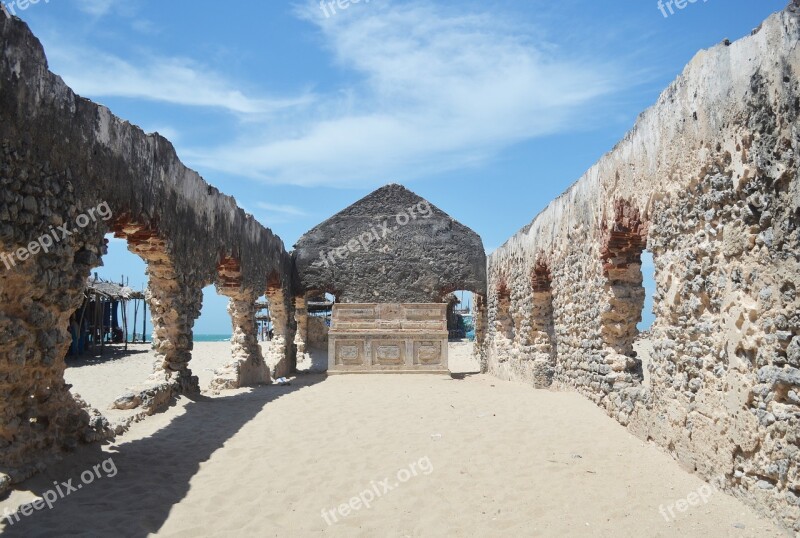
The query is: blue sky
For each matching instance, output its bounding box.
[12,0,788,333]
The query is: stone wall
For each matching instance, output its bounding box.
[485,4,800,533]
[0,11,292,489]
[294,183,488,365]
[308,316,329,349]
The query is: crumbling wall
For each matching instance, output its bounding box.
[486,4,800,533]
[0,11,291,489]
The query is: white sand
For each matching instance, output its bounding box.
[0,343,786,537]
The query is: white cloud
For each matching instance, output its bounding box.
[75,0,114,17]
[256,203,308,217]
[186,1,622,187]
[142,125,181,143]
[43,42,314,116]
[45,1,625,188]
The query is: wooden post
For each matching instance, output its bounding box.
[131,298,139,343]
[121,299,128,351]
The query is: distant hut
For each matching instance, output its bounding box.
[69,276,146,356]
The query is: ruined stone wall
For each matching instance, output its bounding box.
[0,12,291,488]
[486,4,800,533]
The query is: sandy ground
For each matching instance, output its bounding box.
[0,343,787,537]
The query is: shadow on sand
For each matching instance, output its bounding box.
[1,374,327,537]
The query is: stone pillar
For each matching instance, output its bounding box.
[473,294,488,372]
[0,248,112,491]
[528,262,556,388]
[264,283,290,379]
[210,291,270,390]
[294,295,313,370]
[528,290,556,388]
[143,260,203,394]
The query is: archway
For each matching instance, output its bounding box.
[600,200,647,382]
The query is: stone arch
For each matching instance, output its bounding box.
[600,199,647,381]
[264,272,292,379]
[111,218,203,395]
[494,277,514,341]
[209,256,270,390]
[527,259,557,388]
[293,287,337,373]
[0,13,293,492]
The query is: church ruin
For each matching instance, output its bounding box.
[0,2,799,533]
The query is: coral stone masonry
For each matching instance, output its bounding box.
[0,1,799,534]
[485,3,800,533]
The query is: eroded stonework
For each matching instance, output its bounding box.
[486,5,800,532]
[0,11,293,489]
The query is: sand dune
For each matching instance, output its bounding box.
[0,344,785,537]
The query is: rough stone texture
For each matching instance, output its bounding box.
[263,274,293,379]
[294,183,488,367]
[486,5,800,533]
[293,184,486,303]
[0,12,291,489]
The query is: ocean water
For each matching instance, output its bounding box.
[194,334,232,342]
[126,334,232,343]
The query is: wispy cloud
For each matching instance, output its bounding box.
[256,203,309,217]
[46,0,625,188]
[75,0,114,17]
[185,0,623,187]
[43,42,314,116]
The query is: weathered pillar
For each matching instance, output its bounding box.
[210,292,270,390]
[528,262,556,388]
[294,295,313,369]
[474,294,488,372]
[0,232,111,491]
[264,281,291,379]
[144,260,203,393]
[0,280,108,491]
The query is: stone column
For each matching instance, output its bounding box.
[294,295,313,370]
[264,283,290,379]
[210,291,270,390]
[473,294,488,372]
[529,289,556,388]
[0,247,112,491]
[144,261,203,394]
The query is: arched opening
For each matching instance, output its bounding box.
[495,279,515,341]
[296,290,336,373]
[208,255,269,390]
[600,200,647,382]
[104,217,204,412]
[63,233,152,413]
[264,273,291,379]
[633,251,657,384]
[192,284,232,388]
[443,290,480,374]
[528,260,557,388]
